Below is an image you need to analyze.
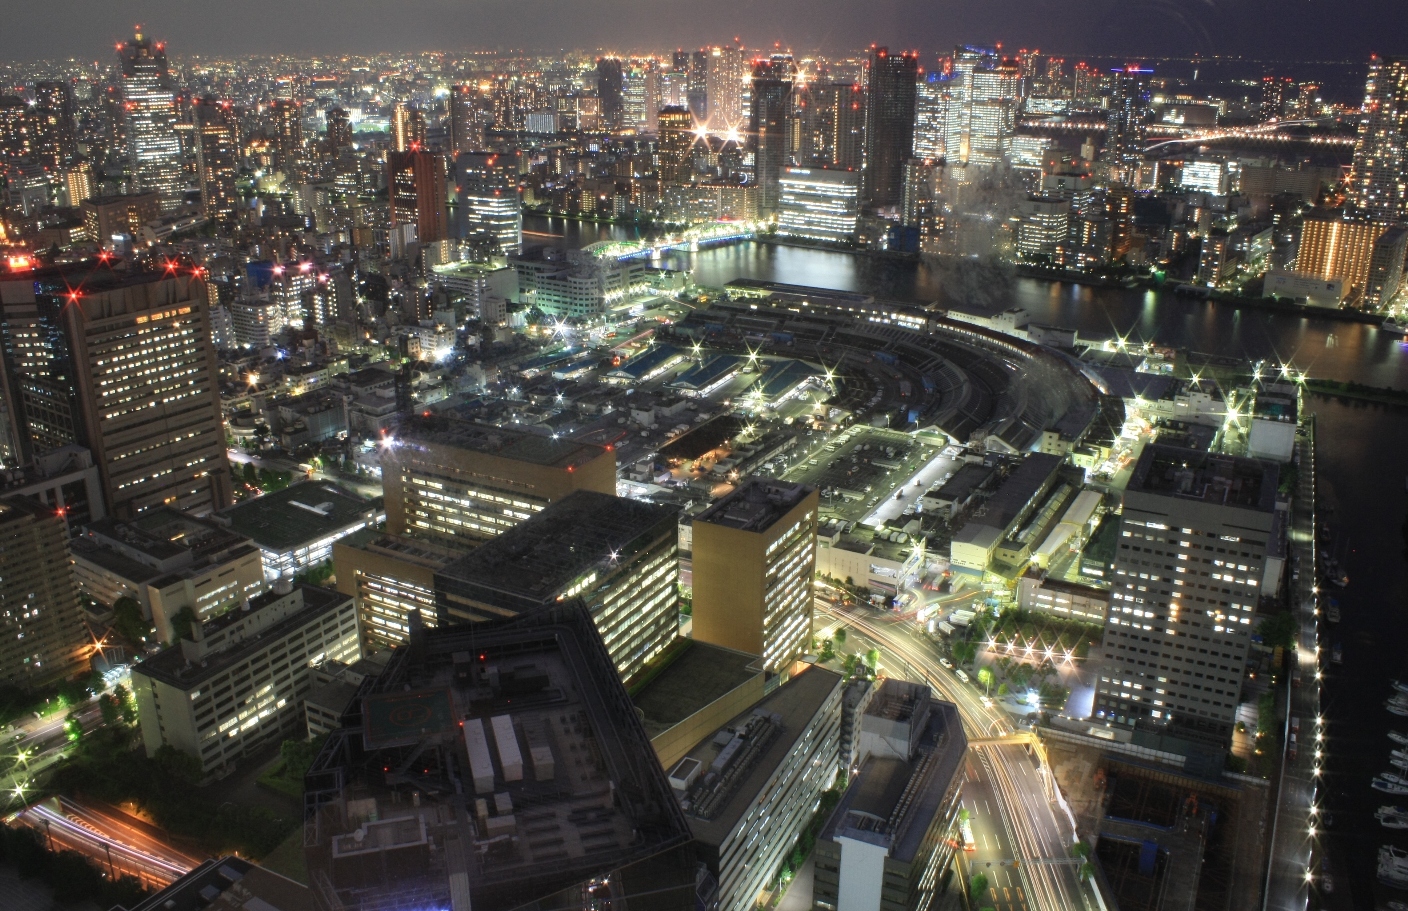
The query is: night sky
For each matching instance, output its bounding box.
[3,0,1401,65]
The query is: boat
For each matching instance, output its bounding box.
[1381,844,1408,888]
[1381,806,1408,829]
[1332,643,1343,663]
[1395,748,1408,762]
[1383,317,1408,337]
[1390,697,1408,717]
[1392,758,1408,773]
[1375,774,1408,795]
[1394,679,1408,696]
[1391,731,1408,746]
[1326,604,1341,623]
[1326,572,1349,589]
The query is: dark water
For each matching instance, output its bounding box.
[525,214,1406,906]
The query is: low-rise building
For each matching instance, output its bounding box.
[213,481,380,580]
[813,680,968,911]
[667,665,843,911]
[1017,571,1110,623]
[70,508,264,641]
[131,582,360,773]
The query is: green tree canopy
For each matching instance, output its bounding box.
[1257,612,1298,651]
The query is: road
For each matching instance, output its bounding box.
[1263,423,1324,910]
[227,448,382,500]
[13,796,198,887]
[817,600,1092,911]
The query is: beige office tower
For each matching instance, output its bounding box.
[65,274,232,518]
[691,479,818,673]
[381,413,615,546]
[0,496,89,688]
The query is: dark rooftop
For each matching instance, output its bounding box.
[658,413,747,462]
[216,481,378,551]
[973,453,1063,530]
[434,490,678,606]
[395,412,609,470]
[633,642,763,737]
[694,477,815,533]
[1128,444,1279,512]
[125,857,313,911]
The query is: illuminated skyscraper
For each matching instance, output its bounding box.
[118,30,184,211]
[1295,206,1387,297]
[1351,55,1408,222]
[688,49,709,121]
[657,106,696,186]
[622,59,659,133]
[706,43,746,129]
[193,97,238,229]
[392,103,427,152]
[270,98,303,177]
[31,81,77,166]
[448,85,480,154]
[777,167,860,243]
[801,81,864,170]
[750,55,796,214]
[453,152,521,254]
[968,57,1020,167]
[388,150,448,248]
[596,58,625,130]
[1260,75,1294,122]
[863,48,919,209]
[325,106,352,157]
[1105,66,1153,183]
[913,71,955,160]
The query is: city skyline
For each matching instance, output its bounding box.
[1,0,1405,64]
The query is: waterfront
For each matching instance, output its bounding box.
[525,214,1408,908]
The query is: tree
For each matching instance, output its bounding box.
[997,682,1010,698]
[1080,861,1095,883]
[818,638,835,663]
[242,462,258,484]
[113,684,137,725]
[64,711,83,743]
[169,606,197,642]
[833,628,847,647]
[1072,840,1091,860]
[864,648,881,672]
[978,666,995,694]
[842,653,859,679]
[1257,612,1297,651]
[112,597,149,644]
[970,872,990,904]
[98,694,120,727]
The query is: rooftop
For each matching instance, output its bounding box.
[931,463,995,502]
[633,642,764,738]
[85,506,249,570]
[132,584,351,691]
[394,413,609,470]
[694,478,815,533]
[125,856,313,911]
[972,453,1063,531]
[216,481,378,551]
[303,603,694,911]
[1128,444,1278,512]
[671,665,843,846]
[434,491,678,606]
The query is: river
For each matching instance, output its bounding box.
[524,213,1407,905]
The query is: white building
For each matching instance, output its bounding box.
[777,167,860,243]
[119,31,184,210]
[131,582,360,773]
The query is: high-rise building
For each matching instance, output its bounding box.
[387,150,448,248]
[777,166,860,242]
[381,413,616,546]
[968,57,1020,167]
[0,495,89,688]
[392,103,427,152]
[448,84,480,154]
[622,59,660,133]
[1295,206,1387,297]
[657,105,696,186]
[1260,75,1294,122]
[270,98,303,177]
[452,151,522,254]
[1365,224,1408,310]
[325,106,352,157]
[79,192,161,249]
[802,81,865,169]
[863,48,919,209]
[691,479,817,673]
[913,71,956,160]
[62,161,93,207]
[192,97,239,229]
[333,530,464,652]
[688,49,709,121]
[31,81,77,166]
[1351,55,1408,222]
[706,44,746,129]
[118,30,184,211]
[1095,445,1279,761]
[750,55,796,214]
[1106,66,1153,182]
[813,681,968,911]
[0,266,231,518]
[433,490,681,681]
[596,57,625,130]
